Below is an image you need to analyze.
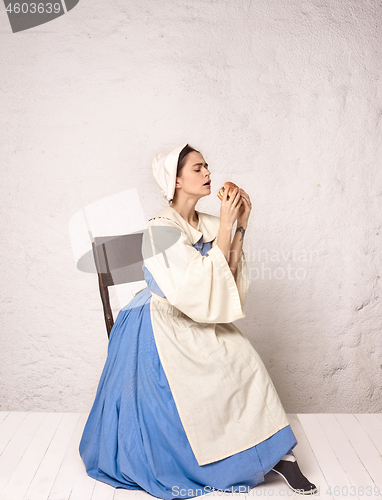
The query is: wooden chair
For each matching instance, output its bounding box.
[92,232,145,337]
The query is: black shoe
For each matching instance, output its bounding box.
[271,460,318,495]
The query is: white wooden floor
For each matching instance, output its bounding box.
[0,413,381,500]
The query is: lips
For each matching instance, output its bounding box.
[203,181,211,186]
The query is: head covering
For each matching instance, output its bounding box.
[152,143,188,204]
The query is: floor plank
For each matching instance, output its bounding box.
[91,479,116,500]
[0,412,63,500]
[354,414,382,456]
[65,442,96,500]
[0,412,46,495]
[66,472,96,500]
[0,411,28,456]
[48,413,87,500]
[335,414,382,491]
[24,413,79,500]
[0,413,9,427]
[298,413,355,498]
[316,414,375,493]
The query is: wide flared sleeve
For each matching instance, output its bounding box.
[142,217,247,323]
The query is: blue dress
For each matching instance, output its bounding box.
[79,235,297,499]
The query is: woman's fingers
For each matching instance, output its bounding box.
[233,188,241,205]
[222,187,250,209]
[242,194,250,203]
[225,187,238,203]
[239,188,249,199]
[239,188,251,205]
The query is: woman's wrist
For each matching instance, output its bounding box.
[235,225,246,242]
[237,219,248,230]
[219,220,234,233]
[217,222,233,262]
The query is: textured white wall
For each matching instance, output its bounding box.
[1,0,381,413]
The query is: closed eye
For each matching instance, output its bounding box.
[194,161,210,172]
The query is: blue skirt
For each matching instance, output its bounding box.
[79,288,297,499]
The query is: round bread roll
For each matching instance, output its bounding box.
[217,181,239,201]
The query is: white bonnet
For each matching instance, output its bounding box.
[152,143,188,203]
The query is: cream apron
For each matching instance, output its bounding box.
[141,206,290,466]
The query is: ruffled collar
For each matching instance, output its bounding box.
[148,206,220,245]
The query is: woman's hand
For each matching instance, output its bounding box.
[237,188,251,226]
[219,186,243,228]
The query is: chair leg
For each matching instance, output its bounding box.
[98,278,114,337]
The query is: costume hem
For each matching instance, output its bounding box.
[194,421,291,466]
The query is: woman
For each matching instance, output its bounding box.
[79,143,317,498]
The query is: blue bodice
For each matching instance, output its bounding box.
[142,235,213,298]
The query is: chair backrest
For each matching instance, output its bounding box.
[92,232,145,337]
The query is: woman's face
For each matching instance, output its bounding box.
[176,151,211,198]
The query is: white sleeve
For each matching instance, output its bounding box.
[142,217,248,323]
